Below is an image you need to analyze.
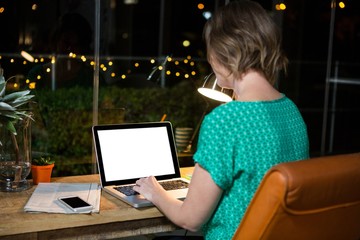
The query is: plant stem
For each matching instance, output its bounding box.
[10,132,22,185]
[10,133,20,165]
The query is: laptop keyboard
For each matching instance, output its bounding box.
[114,180,189,196]
[160,180,189,190]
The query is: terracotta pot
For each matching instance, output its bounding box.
[31,164,55,185]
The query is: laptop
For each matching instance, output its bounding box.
[92,121,190,208]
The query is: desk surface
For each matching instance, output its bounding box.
[0,167,194,240]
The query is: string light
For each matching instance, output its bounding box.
[29,82,36,89]
[275,3,286,11]
[1,54,200,89]
[183,40,190,47]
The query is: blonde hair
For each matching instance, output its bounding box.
[203,0,288,85]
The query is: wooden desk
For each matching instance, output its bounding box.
[0,167,194,240]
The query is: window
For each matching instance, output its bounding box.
[0,0,359,176]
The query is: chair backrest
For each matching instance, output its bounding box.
[233,152,360,240]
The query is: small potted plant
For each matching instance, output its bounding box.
[31,156,55,185]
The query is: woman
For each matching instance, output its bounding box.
[134,1,309,239]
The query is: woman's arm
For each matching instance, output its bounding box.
[133,163,223,232]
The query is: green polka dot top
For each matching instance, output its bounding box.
[193,95,309,240]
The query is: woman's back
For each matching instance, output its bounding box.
[194,96,309,239]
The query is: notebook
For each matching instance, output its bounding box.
[92,121,190,208]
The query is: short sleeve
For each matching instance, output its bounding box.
[193,108,235,190]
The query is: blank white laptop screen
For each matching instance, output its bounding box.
[96,124,176,182]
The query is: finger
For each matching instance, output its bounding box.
[139,177,150,184]
[135,180,140,186]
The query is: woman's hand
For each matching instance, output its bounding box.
[132,164,223,232]
[133,176,164,202]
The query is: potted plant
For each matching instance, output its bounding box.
[0,66,35,191]
[31,156,55,185]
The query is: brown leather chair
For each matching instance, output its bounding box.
[233,152,360,240]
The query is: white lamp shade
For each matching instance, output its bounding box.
[197,73,233,102]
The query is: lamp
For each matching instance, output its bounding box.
[183,73,233,152]
[197,72,233,102]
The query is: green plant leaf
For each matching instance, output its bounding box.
[16,111,34,121]
[32,156,55,166]
[0,81,5,98]
[5,120,17,135]
[0,111,22,120]
[3,90,31,102]
[10,96,35,108]
[0,102,16,111]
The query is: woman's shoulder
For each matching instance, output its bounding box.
[206,95,295,122]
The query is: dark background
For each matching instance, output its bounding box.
[0,0,359,157]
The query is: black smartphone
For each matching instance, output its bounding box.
[58,196,94,212]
